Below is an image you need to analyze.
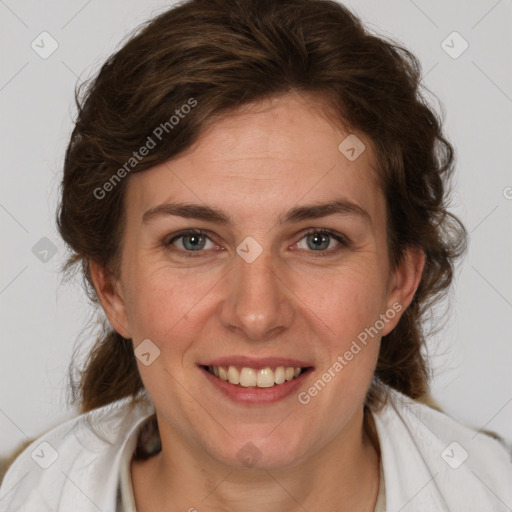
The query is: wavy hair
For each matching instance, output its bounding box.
[55,0,467,419]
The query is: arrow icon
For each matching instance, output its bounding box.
[135,339,161,365]
[32,237,57,263]
[31,31,59,60]
[441,441,468,469]
[441,31,468,59]
[236,236,263,263]
[338,134,365,161]
[31,441,58,468]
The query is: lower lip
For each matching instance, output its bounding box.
[199,366,313,404]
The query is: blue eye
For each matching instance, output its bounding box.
[165,228,350,258]
[168,230,214,252]
[297,228,349,253]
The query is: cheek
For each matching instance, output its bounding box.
[122,247,388,358]
[294,265,386,338]
[123,268,183,340]
[293,265,385,390]
[301,271,383,395]
[123,263,221,347]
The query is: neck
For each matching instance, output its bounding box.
[132,408,380,512]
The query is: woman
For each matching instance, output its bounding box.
[1,0,511,510]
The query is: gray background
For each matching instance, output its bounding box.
[1,0,511,457]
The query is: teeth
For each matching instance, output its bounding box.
[239,367,256,387]
[207,365,304,388]
[227,365,240,385]
[274,366,286,384]
[256,367,274,388]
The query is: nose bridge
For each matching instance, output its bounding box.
[219,240,294,341]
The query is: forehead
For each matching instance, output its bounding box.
[124,93,384,227]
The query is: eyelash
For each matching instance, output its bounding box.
[164,228,351,258]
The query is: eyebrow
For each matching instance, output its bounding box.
[142,199,372,227]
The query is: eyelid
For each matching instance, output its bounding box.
[298,227,350,247]
[165,229,220,255]
[164,227,350,256]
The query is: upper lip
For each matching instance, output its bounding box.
[199,356,313,370]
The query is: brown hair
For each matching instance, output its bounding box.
[57,0,467,415]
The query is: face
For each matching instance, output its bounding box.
[94,91,423,470]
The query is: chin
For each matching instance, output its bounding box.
[209,433,309,471]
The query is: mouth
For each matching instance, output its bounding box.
[200,364,313,389]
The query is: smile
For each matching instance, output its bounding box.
[204,365,307,388]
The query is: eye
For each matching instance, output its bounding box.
[164,228,350,258]
[165,229,219,257]
[294,228,350,255]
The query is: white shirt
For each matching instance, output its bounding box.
[1,385,511,511]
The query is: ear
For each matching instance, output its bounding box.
[380,246,425,337]
[89,260,131,339]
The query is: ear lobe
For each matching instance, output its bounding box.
[89,260,131,339]
[381,247,425,336]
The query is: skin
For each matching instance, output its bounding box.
[91,91,425,511]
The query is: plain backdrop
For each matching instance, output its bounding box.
[1,0,511,457]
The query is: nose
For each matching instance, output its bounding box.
[218,244,294,342]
